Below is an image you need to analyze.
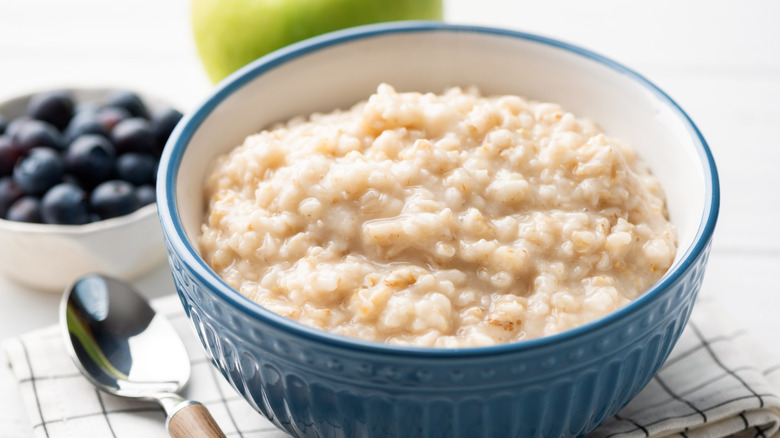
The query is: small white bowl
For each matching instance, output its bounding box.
[0,88,169,292]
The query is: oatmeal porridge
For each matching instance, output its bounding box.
[199,84,677,348]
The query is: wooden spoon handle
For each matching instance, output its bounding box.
[168,402,226,438]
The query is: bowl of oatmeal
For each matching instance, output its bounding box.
[158,22,719,437]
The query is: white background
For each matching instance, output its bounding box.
[0,0,778,436]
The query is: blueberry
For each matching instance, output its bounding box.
[64,134,116,187]
[97,106,131,133]
[61,173,90,192]
[13,147,64,196]
[149,107,182,153]
[11,119,64,153]
[111,117,156,154]
[135,184,156,208]
[63,110,108,145]
[115,153,156,186]
[41,183,89,225]
[104,90,149,119]
[0,176,24,218]
[0,137,22,176]
[0,115,7,135]
[4,116,32,141]
[6,196,42,223]
[27,90,75,131]
[90,180,138,219]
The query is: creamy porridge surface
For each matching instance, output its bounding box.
[199,84,677,348]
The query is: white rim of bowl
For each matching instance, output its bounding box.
[0,203,157,234]
[158,21,720,357]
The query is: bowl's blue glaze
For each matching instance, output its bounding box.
[166,238,711,437]
[158,22,719,438]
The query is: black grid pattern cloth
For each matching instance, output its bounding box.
[592,297,780,438]
[3,295,780,438]
[2,295,287,438]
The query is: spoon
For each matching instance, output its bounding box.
[60,274,226,438]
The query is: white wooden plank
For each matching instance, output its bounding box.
[445,0,780,71]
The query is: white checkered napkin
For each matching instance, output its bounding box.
[2,295,288,438]
[3,296,780,438]
[590,297,780,438]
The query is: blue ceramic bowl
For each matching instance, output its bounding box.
[158,22,719,437]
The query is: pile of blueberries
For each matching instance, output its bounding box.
[0,90,181,225]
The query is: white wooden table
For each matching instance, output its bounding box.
[1,1,778,436]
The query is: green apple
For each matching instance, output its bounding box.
[192,0,444,83]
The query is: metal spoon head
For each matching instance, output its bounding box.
[60,274,191,400]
